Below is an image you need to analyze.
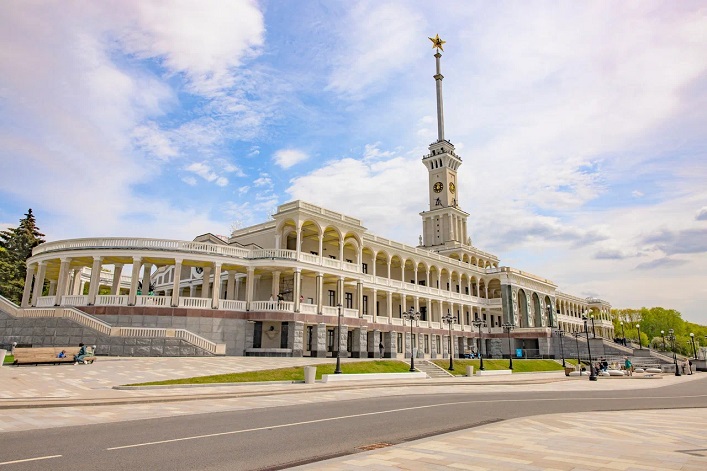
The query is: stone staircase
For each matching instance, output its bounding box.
[414,360,455,378]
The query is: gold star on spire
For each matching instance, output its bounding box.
[428,34,446,52]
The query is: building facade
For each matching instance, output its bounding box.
[15,39,613,358]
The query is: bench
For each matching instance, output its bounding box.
[13,347,97,366]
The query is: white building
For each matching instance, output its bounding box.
[14,39,613,358]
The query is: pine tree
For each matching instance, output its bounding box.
[0,209,46,303]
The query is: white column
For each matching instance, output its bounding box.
[128,257,141,305]
[386,257,391,279]
[275,233,281,250]
[211,262,222,309]
[201,266,211,299]
[337,277,344,306]
[296,225,302,255]
[87,256,103,305]
[338,236,344,261]
[245,267,255,309]
[21,263,35,307]
[401,293,406,314]
[54,258,71,305]
[357,281,363,316]
[111,263,124,295]
[317,231,323,257]
[48,280,57,296]
[226,271,236,300]
[294,269,302,312]
[316,272,323,314]
[271,270,281,298]
[171,259,182,307]
[71,268,83,295]
[141,262,153,296]
[372,288,378,321]
[386,291,392,319]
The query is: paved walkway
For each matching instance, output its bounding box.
[1,357,705,470]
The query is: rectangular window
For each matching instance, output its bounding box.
[465,286,469,295]
[456,284,460,293]
[362,295,368,315]
[327,329,335,352]
[424,334,430,353]
[397,333,403,353]
[328,290,336,307]
[420,306,427,321]
[306,325,313,352]
[253,321,262,349]
[362,263,368,274]
[347,331,353,352]
[435,335,441,353]
[376,301,380,316]
[280,322,289,349]
[411,333,416,352]
[345,292,353,309]
[419,280,426,286]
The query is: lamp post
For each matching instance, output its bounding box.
[572,331,582,371]
[334,304,343,374]
[661,330,666,351]
[502,322,514,369]
[636,324,642,349]
[690,333,697,360]
[620,321,625,346]
[590,314,596,339]
[402,307,420,372]
[442,312,456,371]
[472,317,486,370]
[583,315,597,381]
[555,329,566,367]
[668,329,680,376]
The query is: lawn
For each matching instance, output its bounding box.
[2,354,13,364]
[127,360,412,386]
[431,358,566,376]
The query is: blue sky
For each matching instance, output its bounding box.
[1,1,706,323]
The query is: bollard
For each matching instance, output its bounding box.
[0,349,6,367]
[304,365,316,384]
[466,365,474,376]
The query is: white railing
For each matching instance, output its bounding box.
[391,318,403,326]
[96,295,128,306]
[488,298,502,306]
[453,324,462,331]
[175,329,225,354]
[418,320,429,328]
[343,308,358,318]
[250,300,294,312]
[137,295,170,307]
[321,306,338,316]
[218,299,246,311]
[299,303,317,314]
[322,258,341,269]
[62,308,112,335]
[0,295,18,316]
[430,322,441,329]
[389,280,403,289]
[298,252,320,264]
[376,317,389,324]
[361,315,373,322]
[342,261,358,272]
[61,295,88,306]
[251,248,297,260]
[179,297,210,309]
[36,296,55,307]
[18,308,56,317]
[118,327,165,338]
[375,276,388,285]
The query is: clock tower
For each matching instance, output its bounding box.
[420,35,469,248]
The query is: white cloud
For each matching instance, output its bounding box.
[273,149,309,169]
[185,162,229,187]
[182,176,197,186]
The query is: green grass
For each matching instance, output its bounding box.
[2,354,13,364]
[126,360,412,386]
[431,358,566,376]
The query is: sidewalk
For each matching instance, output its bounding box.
[1,357,705,470]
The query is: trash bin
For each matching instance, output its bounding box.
[466,365,474,377]
[564,366,575,376]
[304,366,316,384]
[0,349,6,367]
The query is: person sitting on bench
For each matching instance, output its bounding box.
[74,343,88,365]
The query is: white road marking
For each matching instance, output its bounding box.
[106,394,707,451]
[0,455,62,466]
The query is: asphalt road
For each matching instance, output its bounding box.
[2,376,707,471]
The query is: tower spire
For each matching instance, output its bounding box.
[429,34,446,142]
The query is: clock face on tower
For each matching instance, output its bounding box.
[449,182,456,194]
[433,182,443,193]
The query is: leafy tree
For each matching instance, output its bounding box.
[0,209,45,303]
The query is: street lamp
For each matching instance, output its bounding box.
[661,330,665,351]
[636,324,642,349]
[620,321,625,346]
[583,315,597,381]
[402,307,420,372]
[334,304,343,374]
[590,314,596,339]
[690,333,697,360]
[668,329,680,376]
[472,317,486,370]
[442,312,456,371]
[502,322,514,369]
[555,329,566,367]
